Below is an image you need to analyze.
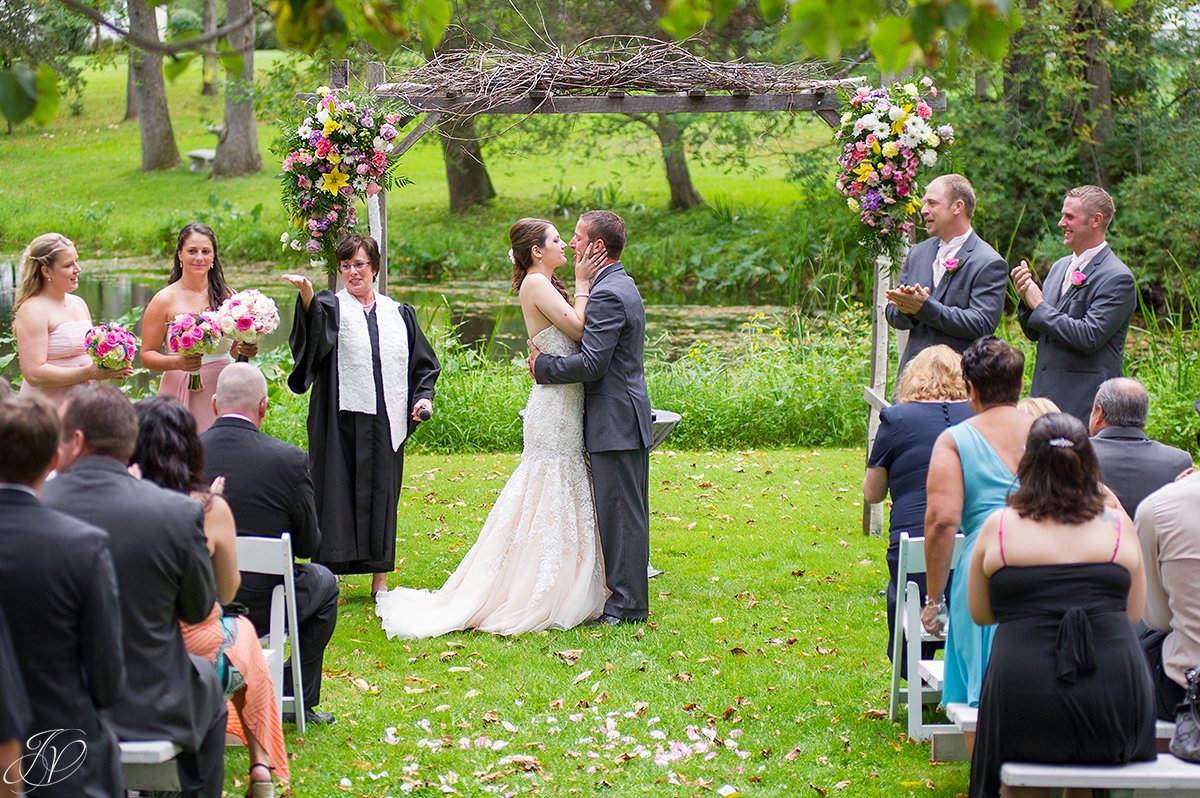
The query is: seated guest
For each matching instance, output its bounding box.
[42,385,225,798]
[967,413,1154,798]
[132,396,289,796]
[864,344,972,670]
[923,337,1033,707]
[1016,396,1060,418]
[1090,377,1192,517]
[201,363,338,726]
[0,603,29,798]
[0,392,123,797]
[1136,430,1200,720]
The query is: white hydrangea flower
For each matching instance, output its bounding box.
[920,149,939,167]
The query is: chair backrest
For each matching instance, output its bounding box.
[236,534,293,577]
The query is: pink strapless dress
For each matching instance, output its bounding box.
[158,340,233,434]
[18,319,93,407]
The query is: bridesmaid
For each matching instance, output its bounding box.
[142,223,254,433]
[13,233,131,406]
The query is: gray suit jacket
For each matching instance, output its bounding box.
[43,456,220,753]
[1018,244,1136,422]
[533,262,653,452]
[885,232,1008,375]
[1091,426,1193,518]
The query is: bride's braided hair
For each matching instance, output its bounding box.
[509,218,568,301]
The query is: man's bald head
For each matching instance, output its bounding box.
[213,363,269,427]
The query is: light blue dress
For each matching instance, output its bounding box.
[942,422,1018,706]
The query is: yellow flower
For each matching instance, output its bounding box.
[292,215,305,230]
[853,162,875,183]
[320,165,350,195]
[322,116,341,137]
[882,141,899,158]
[316,85,332,96]
[891,115,908,136]
[326,152,341,165]
[906,197,923,214]
[847,197,860,212]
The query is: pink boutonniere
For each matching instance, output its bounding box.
[943,258,960,272]
[1070,270,1088,288]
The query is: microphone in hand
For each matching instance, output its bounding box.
[418,407,431,421]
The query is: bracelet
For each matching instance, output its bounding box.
[923,596,945,611]
[574,292,590,298]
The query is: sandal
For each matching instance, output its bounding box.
[247,763,274,798]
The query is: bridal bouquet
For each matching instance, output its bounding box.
[167,311,221,392]
[275,86,412,274]
[84,322,138,371]
[214,290,280,362]
[834,77,954,266]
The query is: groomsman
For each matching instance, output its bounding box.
[1012,185,1136,423]
[529,210,654,625]
[885,173,1008,377]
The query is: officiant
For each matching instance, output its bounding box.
[284,234,441,596]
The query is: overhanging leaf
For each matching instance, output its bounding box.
[217,49,245,76]
[870,15,916,74]
[415,0,452,50]
[757,0,787,23]
[30,64,59,125]
[162,52,198,83]
[0,64,38,125]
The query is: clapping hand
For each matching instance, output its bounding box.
[1010,259,1043,309]
[885,283,929,315]
[210,476,225,496]
[282,273,315,311]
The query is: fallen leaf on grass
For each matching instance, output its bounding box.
[556,649,584,666]
[482,709,500,723]
[729,647,748,656]
[674,672,694,682]
[815,645,837,656]
[784,746,803,761]
[571,669,594,685]
[548,699,564,709]
[834,780,851,790]
[861,709,887,720]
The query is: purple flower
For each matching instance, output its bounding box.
[338,185,355,198]
[360,114,374,128]
[860,189,883,211]
[380,123,398,142]
[307,130,323,146]
[306,240,321,253]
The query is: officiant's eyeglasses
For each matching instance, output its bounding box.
[338,260,373,273]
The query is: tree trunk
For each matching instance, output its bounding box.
[1002,0,1039,114]
[126,0,178,170]
[212,0,261,177]
[1072,0,1112,185]
[123,55,138,121]
[439,115,495,213]
[200,0,217,96]
[652,114,704,210]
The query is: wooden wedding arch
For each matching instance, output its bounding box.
[315,46,944,535]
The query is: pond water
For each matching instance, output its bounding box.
[0,255,788,384]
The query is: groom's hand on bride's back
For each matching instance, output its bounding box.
[526,341,541,380]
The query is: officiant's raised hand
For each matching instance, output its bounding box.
[885,283,929,315]
[1011,259,1043,309]
[282,273,315,311]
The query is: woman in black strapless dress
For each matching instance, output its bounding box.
[965,412,1155,798]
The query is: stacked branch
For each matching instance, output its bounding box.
[379,38,850,115]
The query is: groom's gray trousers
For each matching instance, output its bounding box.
[590,448,650,619]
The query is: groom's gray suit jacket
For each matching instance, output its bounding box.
[1018,244,1136,423]
[534,262,653,452]
[885,232,1008,376]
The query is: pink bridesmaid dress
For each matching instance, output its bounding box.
[157,339,233,433]
[18,319,93,408]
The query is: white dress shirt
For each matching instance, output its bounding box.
[931,228,973,288]
[1062,241,1107,294]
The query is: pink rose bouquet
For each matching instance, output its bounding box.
[214,290,280,362]
[166,311,221,392]
[84,322,138,371]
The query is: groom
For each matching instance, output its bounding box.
[528,210,654,625]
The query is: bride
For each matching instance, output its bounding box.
[376,218,608,637]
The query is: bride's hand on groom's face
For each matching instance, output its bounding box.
[574,243,606,285]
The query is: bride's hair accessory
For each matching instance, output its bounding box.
[508,248,516,266]
[1047,437,1074,449]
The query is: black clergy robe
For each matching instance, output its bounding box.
[288,290,440,574]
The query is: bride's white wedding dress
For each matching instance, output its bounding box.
[376,325,607,638]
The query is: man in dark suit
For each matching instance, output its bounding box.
[1012,184,1137,422]
[529,210,654,625]
[1089,377,1192,517]
[42,385,224,798]
[885,173,1008,377]
[201,363,339,725]
[0,393,123,798]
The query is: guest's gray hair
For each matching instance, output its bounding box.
[1093,377,1148,428]
[214,363,268,415]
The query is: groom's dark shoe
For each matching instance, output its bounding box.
[590,613,625,626]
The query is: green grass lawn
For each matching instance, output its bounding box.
[235,449,971,797]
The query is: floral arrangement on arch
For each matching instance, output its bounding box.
[275,86,412,274]
[834,77,954,267]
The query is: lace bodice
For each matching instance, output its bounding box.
[524,326,584,457]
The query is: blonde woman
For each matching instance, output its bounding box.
[864,344,972,663]
[13,233,130,406]
[1017,396,1061,418]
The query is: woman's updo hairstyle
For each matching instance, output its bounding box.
[508,218,568,301]
[1007,412,1106,524]
[15,233,74,312]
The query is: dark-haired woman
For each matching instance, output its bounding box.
[966,412,1154,798]
[283,234,441,596]
[375,218,606,637]
[131,396,288,797]
[923,337,1033,708]
[142,223,255,433]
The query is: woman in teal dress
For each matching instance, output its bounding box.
[922,337,1033,706]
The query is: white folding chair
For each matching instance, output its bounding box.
[236,532,306,735]
[887,531,965,741]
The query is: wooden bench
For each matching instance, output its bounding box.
[187,149,216,172]
[945,702,1177,742]
[1002,754,1200,795]
[120,739,181,791]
